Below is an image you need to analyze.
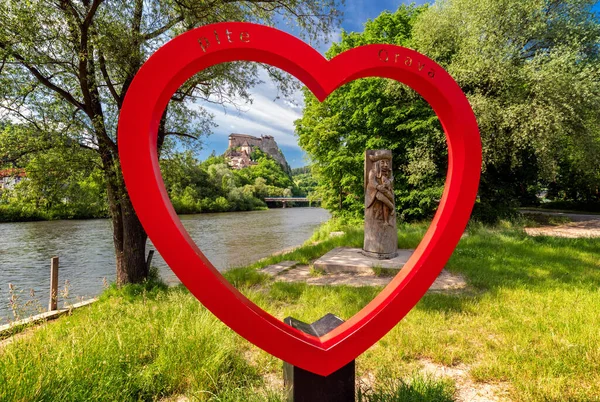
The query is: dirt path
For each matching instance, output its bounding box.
[522,210,600,238]
[419,359,512,402]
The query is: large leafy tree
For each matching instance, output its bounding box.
[0,122,107,220]
[297,0,600,222]
[412,0,600,217]
[0,0,342,285]
[295,4,442,220]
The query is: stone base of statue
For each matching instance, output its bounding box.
[313,247,413,274]
[363,150,398,259]
[360,249,399,260]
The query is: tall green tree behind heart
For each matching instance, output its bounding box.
[0,0,344,285]
[296,0,600,222]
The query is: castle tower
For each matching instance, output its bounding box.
[241,141,252,155]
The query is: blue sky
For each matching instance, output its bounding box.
[196,0,599,168]
[195,1,427,168]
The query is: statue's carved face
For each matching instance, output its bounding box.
[380,158,390,174]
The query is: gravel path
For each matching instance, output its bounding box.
[522,210,600,238]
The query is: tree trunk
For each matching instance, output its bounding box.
[101,145,149,286]
[115,196,148,285]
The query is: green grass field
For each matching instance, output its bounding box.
[1,221,598,401]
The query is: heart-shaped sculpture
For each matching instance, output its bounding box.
[118,22,481,376]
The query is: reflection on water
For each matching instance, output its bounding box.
[0,208,329,323]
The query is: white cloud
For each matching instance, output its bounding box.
[194,65,307,149]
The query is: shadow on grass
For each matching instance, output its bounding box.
[358,374,455,402]
[449,228,600,292]
[268,282,307,302]
[273,282,382,322]
[415,293,478,315]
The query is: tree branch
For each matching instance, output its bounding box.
[143,15,185,40]
[119,0,144,103]
[0,103,45,133]
[83,0,103,31]
[78,142,97,151]
[132,0,144,36]
[57,0,82,24]
[165,131,198,140]
[0,144,56,166]
[98,50,122,107]
[0,42,85,111]
[171,81,210,102]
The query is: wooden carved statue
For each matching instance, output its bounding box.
[363,150,398,259]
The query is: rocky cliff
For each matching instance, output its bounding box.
[225,133,291,173]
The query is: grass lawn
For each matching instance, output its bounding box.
[1,221,599,401]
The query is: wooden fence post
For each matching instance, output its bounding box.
[49,256,59,311]
[146,250,155,272]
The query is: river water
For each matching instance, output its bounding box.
[0,207,329,324]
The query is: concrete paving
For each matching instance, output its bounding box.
[271,264,467,290]
[312,247,414,274]
[278,265,392,287]
[260,260,300,276]
[259,248,468,290]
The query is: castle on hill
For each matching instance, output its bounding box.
[225,133,291,173]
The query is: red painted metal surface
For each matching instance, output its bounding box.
[118,22,481,376]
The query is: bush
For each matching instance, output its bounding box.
[470,199,522,225]
[213,196,231,212]
[396,186,444,222]
[0,204,47,222]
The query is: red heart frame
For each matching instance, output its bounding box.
[118,22,481,376]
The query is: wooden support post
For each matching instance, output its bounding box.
[284,314,355,401]
[146,250,155,272]
[49,256,59,311]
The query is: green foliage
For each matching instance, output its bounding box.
[412,0,600,217]
[291,166,311,175]
[238,148,295,189]
[292,172,318,197]
[0,0,344,282]
[297,1,600,222]
[0,204,47,222]
[0,124,108,221]
[1,144,300,221]
[158,150,299,215]
[290,165,318,197]
[296,4,446,221]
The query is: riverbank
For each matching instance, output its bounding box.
[0,208,329,324]
[1,221,599,401]
[0,203,321,223]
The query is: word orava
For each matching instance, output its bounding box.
[378,48,436,78]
